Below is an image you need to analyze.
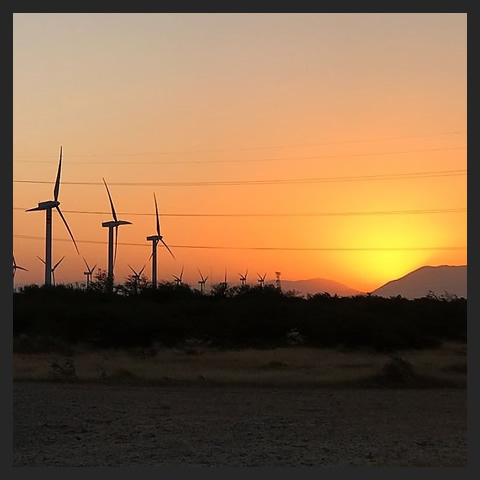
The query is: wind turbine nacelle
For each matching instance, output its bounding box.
[102,220,132,227]
[27,200,60,211]
[147,235,161,241]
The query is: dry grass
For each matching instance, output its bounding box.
[12,341,467,388]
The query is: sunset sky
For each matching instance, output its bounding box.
[12,13,467,293]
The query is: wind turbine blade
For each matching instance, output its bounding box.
[53,146,62,202]
[37,256,46,265]
[160,238,175,260]
[13,255,17,268]
[180,265,184,280]
[128,264,136,275]
[103,178,118,222]
[197,267,204,281]
[82,257,90,271]
[139,265,146,276]
[154,193,161,236]
[56,206,80,254]
[53,256,65,270]
[91,264,97,273]
[204,276,208,282]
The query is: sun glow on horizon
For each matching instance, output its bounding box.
[13,14,467,292]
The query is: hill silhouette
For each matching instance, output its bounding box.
[371,265,467,299]
[265,278,360,297]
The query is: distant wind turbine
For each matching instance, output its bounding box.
[82,257,97,288]
[13,254,28,291]
[26,146,79,286]
[239,269,248,287]
[146,193,175,289]
[37,255,65,287]
[197,268,208,294]
[173,265,184,286]
[257,273,266,287]
[101,178,132,289]
[128,264,146,294]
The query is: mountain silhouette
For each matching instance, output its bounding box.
[371,265,467,299]
[266,278,361,297]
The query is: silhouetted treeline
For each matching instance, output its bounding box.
[13,277,467,353]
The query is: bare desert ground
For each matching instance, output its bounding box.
[13,382,466,467]
[13,344,467,466]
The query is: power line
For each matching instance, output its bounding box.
[12,146,467,165]
[13,234,467,252]
[12,207,467,218]
[12,130,467,160]
[12,168,467,188]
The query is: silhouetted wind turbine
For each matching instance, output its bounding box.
[173,265,184,286]
[38,255,64,287]
[101,178,132,289]
[26,146,79,286]
[257,273,266,287]
[13,254,28,291]
[128,264,146,281]
[146,193,175,289]
[82,257,97,288]
[197,268,208,294]
[128,264,146,294]
[239,269,248,287]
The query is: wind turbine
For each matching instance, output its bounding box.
[173,265,184,286]
[222,268,228,289]
[82,257,97,288]
[239,269,248,287]
[37,255,64,286]
[26,146,79,286]
[147,193,175,289]
[13,254,28,291]
[101,178,132,288]
[257,273,266,287]
[128,264,146,294]
[197,268,208,294]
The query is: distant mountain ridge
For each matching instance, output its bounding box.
[265,265,467,299]
[371,265,467,299]
[266,278,361,297]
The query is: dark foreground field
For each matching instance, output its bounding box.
[13,382,466,467]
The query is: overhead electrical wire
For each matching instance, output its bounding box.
[13,168,467,188]
[12,206,467,218]
[12,234,467,252]
[12,129,466,160]
[12,146,467,165]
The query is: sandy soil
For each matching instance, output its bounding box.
[13,382,467,467]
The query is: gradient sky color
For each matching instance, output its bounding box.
[13,13,467,293]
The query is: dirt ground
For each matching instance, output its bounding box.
[13,382,467,467]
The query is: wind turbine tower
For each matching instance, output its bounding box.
[147,193,175,289]
[101,178,132,289]
[26,146,79,286]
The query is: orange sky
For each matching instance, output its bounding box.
[12,13,467,293]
